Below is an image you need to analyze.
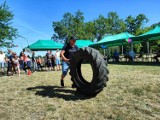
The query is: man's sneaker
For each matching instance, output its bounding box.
[61,80,64,87]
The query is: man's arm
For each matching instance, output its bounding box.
[60,50,69,62]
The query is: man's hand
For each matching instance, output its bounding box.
[65,59,70,64]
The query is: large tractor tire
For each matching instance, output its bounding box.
[69,47,109,97]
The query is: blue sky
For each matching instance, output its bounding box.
[1,0,160,56]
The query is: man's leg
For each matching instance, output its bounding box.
[7,62,10,75]
[61,74,66,87]
[61,61,69,87]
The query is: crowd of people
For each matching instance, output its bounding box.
[0,49,62,76]
[0,36,79,88]
[112,49,136,63]
[112,48,160,63]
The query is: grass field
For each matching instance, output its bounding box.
[0,63,160,120]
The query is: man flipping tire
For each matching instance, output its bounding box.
[60,36,109,97]
[60,36,78,87]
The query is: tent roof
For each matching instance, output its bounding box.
[133,26,160,41]
[99,32,134,43]
[76,40,94,48]
[27,39,94,51]
[27,40,64,51]
[89,32,136,47]
[141,26,160,36]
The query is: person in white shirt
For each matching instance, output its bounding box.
[0,50,6,73]
[55,49,61,71]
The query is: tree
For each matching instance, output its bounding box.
[52,10,153,54]
[106,12,126,35]
[52,12,74,42]
[52,11,85,43]
[0,1,18,48]
[84,21,95,40]
[93,12,126,41]
[125,14,148,35]
[73,10,85,39]
[93,15,107,41]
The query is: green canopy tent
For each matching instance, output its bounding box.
[133,25,160,54]
[76,40,94,48]
[27,40,64,51]
[89,32,137,47]
[89,32,139,54]
[134,26,160,40]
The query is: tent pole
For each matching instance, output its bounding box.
[121,45,123,55]
[131,42,133,51]
[147,41,150,55]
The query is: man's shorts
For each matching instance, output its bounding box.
[62,61,70,76]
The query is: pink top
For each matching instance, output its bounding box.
[14,58,20,66]
[23,55,29,62]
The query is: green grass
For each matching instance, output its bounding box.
[0,64,160,120]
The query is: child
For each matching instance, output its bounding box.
[13,55,21,76]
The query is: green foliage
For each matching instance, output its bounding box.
[125,14,149,35]
[150,40,160,52]
[106,12,126,35]
[0,1,18,48]
[52,10,85,42]
[52,10,160,54]
[133,43,142,53]
[52,11,127,42]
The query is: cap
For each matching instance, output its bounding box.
[70,36,78,41]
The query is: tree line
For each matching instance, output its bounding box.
[52,10,160,53]
[0,2,160,53]
[52,10,158,41]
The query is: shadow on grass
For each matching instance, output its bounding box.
[26,86,92,101]
[108,61,160,66]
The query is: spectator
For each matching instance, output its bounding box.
[6,49,14,75]
[13,55,21,76]
[51,53,56,71]
[124,50,130,62]
[19,51,25,70]
[23,53,32,74]
[0,50,6,73]
[55,49,61,71]
[36,57,43,71]
[26,55,32,72]
[113,50,119,62]
[129,50,136,63]
[31,51,37,72]
[46,51,52,71]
